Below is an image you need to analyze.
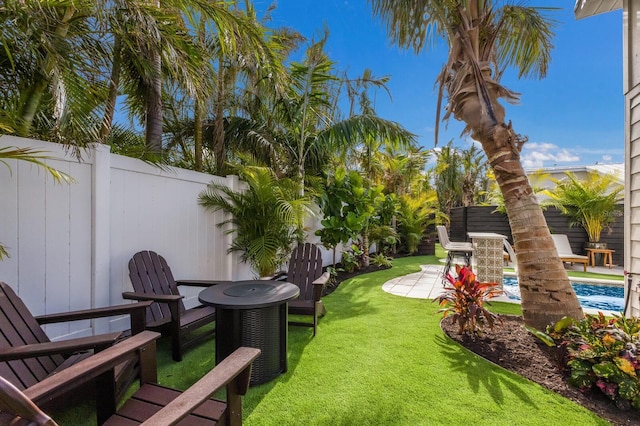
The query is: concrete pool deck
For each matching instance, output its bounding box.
[381,263,625,316]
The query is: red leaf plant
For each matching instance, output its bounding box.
[436,264,503,335]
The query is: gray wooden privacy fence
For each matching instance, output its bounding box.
[448,205,624,266]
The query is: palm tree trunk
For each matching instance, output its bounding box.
[17,7,75,136]
[213,62,225,173]
[145,0,162,153]
[480,126,584,329]
[99,35,122,143]
[193,18,206,172]
[362,229,370,267]
[194,99,203,171]
[145,48,163,153]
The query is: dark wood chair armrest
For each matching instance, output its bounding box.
[122,292,183,302]
[0,377,55,425]
[139,347,261,426]
[0,332,122,362]
[35,301,152,335]
[312,272,330,286]
[312,272,330,301]
[25,331,161,409]
[35,301,152,323]
[175,279,231,287]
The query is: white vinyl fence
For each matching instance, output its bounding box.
[0,136,260,339]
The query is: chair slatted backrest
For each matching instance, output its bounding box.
[551,234,576,256]
[436,225,451,247]
[503,240,518,274]
[287,243,323,301]
[0,282,63,391]
[128,251,186,324]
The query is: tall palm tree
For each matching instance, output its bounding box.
[460,144,489,206]
[283,34,416,192]
[226,33,417,193]
[433,142,462,218]
[370,0,583,329]
[0,0,107,145]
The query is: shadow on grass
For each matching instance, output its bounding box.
[434,327,537,408]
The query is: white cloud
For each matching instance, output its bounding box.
[521,142,580,168]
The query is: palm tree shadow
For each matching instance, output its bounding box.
[434,331,537,408]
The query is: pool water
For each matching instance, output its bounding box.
[502,276,625,312]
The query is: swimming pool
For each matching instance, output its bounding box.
[502,276,625,312]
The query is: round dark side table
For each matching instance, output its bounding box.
[198,280,299,385]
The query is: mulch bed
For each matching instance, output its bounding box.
[441,315,640,426]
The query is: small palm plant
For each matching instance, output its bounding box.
[198,165,312,277]
[543,171,623,243]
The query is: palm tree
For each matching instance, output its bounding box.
[433,142,462,218]
[0,0,106,145]
[370,0,583,329]
[226,32,417,193]
[460,144,489,206]
[543,171,624,244]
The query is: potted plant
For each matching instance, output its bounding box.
[543,171,623,250]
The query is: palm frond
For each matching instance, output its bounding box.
[0,146,74,184]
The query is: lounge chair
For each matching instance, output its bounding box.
[0,330,260,425]
[551,234,589,272]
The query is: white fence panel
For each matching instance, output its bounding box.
[0,137,95,338]
[0,136,254,340]
[109,154,237,317]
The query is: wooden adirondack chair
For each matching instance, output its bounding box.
[0,331,260,426]
[124,250,229,362]
[0,281,151,405]
[273,243,329,336]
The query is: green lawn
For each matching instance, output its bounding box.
[237,256,608,425]
[57,254,614,425]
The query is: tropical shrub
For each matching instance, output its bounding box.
[535,313,640,410]
[435,265,502,335]
[370,252,393,268]
[340,244,363,273]
[368,224,398,256]
[198,166,311,277]
[397,194,440,254]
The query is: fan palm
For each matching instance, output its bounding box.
[370,0,583,329]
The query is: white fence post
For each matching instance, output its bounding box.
[92,143,112,333]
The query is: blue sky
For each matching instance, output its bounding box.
[256,1,624,169]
